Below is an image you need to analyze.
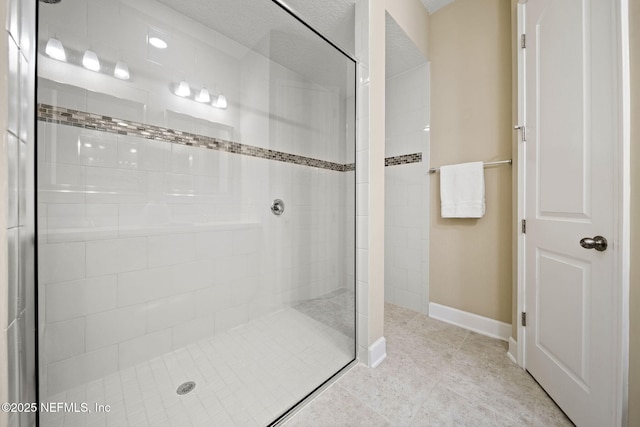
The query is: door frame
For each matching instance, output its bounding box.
[515,0,631,425]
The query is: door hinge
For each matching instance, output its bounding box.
[514,125,527,142]
[522,219,526,234]
[521,312,527,327]
[521,34,527,48]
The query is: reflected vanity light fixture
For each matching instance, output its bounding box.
[215,93,228,109]
[114,61,130,80]
[175,80,191,97]
[45,37,66,61]
[195,87,211,103]
[173,82,228,110]
[82,49,101,71]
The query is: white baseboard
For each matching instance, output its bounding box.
[428,302,511,341]
[368,337,387,368]
[507,337,518,364]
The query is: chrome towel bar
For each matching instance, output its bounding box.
[429,159,512,174]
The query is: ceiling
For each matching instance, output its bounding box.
[155,0,355,91]
[385,13,427,78]
[279,0,356,55]
[420,0,455,14]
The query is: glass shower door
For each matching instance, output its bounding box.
[36,0,356,425]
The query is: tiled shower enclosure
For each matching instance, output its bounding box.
[36,0,356,425]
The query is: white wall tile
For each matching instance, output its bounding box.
[7,133,18,228]
[85,167,147,204]
[18,54,29,143]
[357,248,368,283]
[119,203,170,235]
[19,0,34,59]
[39,242,85,284]
[171,315,215,350]
[118,330,172,370]
[171,261,211,292]
[214,304,248,334]
[232,228,260,255]
[357,183,368,216]
[117,267,173,307]
[47,203,118,243]
[6,320,20,404]
[147,172,168,204]
[170,204,202,225]
[7,229,19,324]
[38,162,85,204]
[7,37,19,136]
[146,294,195,333]
[394,289,421,312]
[45,318,85,364]
[86,237,147,277]
[85,306,146,351]
[195,230,233,260]
[165,174,196,204]
[42,122,81,165]
[46,275,117,323]
[148,233,195,267]
[170,144,200,175]
[47,346,118,396]
[77,130,119,168]
[407,268,422,293]
[212,255,249,285]
[194,285,230,316]
[357,281,368,316]
[85,92,145,124]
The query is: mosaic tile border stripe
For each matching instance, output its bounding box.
[37,104,419,171]
[37,104,355,172]
[385,153,422,167]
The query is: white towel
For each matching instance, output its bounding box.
[440,161,485,218]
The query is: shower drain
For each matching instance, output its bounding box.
[176,381,196,395]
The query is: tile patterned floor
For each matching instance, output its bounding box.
[285,303,576,427]
[41,308,353,427]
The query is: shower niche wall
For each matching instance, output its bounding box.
[36,0,356,425]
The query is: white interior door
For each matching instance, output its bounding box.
[524,0,621,426]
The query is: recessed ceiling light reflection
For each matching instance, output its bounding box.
[149,37,167,49]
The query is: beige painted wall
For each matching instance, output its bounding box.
[368,0,386,347]
[628,0,639,424]
[367,0,430,350]
[428,0,512,323]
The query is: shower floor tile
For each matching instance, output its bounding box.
[41,307,354,427]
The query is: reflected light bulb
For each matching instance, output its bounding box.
[175,80,191,97]
[216,94,228,109]
[114,61,130,80]
[82,49,101,72]
[45,38,66,62]
[195,87,211,103]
